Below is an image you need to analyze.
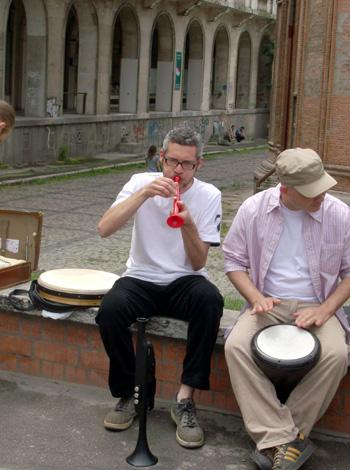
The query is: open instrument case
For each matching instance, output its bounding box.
[0,209,43,289]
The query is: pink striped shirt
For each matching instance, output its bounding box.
[223,185,350,340]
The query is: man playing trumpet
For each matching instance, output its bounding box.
[97,127,223,448]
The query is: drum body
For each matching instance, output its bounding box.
[37,269,119,307]
[251,324,321,402]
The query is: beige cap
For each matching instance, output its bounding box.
[275,148,337,197]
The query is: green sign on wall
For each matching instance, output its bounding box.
[175,51,182,90]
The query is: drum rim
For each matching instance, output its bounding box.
[37,284,104,300]
[251,324,321,367]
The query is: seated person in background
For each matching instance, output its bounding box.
[145,144,161,172]
[0,100,15,142]
[223,148,350,470]
[235,126,245,142]
[97,127,223,449]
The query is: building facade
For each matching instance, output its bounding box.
[0,0,275,165]
[268,0,350,191]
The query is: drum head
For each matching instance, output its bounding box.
[37,269,119,306]
[256,324,315,361]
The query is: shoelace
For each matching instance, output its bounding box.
[115,396,133,412]
[272,445,287,470]
[178,400,198,428]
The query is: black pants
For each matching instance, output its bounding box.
[96,275,224,398]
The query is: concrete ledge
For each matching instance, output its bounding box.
[0,284,237,346]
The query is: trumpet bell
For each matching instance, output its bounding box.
[167,214,184,228]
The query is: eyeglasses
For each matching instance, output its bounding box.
[164,156,197,171]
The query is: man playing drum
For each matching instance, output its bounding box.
[96,127,223,448]
[223,148,350,470]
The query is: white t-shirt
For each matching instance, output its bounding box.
[263,204,318,301]
[112,173,222,285]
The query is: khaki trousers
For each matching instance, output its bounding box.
[224,300,348,450]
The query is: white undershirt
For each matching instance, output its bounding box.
[263,204,318,301]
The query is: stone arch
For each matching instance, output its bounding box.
[236,30,251,109]
[63,0,98,114]
[148,13,174,112]
[182,19,204,111]
[256,34,274,108]
[2,0,46,116]
[211,25,229,110]
[110,4,139,113]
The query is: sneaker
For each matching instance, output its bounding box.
[251,447,274,469]
[271,433,315,470]
[104,396,136,431]
[170,398,204,448]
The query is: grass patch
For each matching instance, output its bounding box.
[224,296,245,311]
[0,162,146,188]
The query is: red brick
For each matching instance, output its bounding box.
[151,337,163,361]
[87,369,108,388]
[344,392,350,415]
[41,320,66,343]
[0,353,17,371]
[21,317,42,338]
[41,361,65,380]
[159,381,179,400]
[215,351,229,372]
[226,393,240,413]
[65,365,88,385]
[0,335,32,356]
[197,390,213,407]
[156,362,180,383]
[18,357,41,375]
[34,341,78,366]
[0,312,20,333]
[79,349,108,371]
[211,371,231,393]
[327,391,342,415]
[66,324,89,348]
[316,414,350,435]
[89,328,104,350]
[212,391,230,411]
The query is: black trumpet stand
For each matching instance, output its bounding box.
[126,318,158,467]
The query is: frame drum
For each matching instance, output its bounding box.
[251,324,321,402]
[37,269,119,307]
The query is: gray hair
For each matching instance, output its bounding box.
[162,127,203,159]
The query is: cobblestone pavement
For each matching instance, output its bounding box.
[0,148,265,300]
[1,147,350,301]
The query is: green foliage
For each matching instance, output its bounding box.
[58,145,69,162]
[224,296,245,311]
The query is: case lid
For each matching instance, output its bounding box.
[0,209,43,271]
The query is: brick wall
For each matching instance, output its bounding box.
[0,310,349,436]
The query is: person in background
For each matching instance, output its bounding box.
[97,127,223,449]
[223,148,350,470]
[0,100,15,142]
[145,144,161,172]
[235,126,245,143]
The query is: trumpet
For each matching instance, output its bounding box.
[166,176,184,228]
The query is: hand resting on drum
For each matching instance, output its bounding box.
[250,295,281,314]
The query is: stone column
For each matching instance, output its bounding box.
[95,4,114,115]
[46,0,67,116]
[137,14,154,114]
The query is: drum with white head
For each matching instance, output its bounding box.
[37,269,119,307]
[251,324,321,402]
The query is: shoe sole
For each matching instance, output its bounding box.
[250,449,273,470]
[170,408,204,449]
[103,415,135,431]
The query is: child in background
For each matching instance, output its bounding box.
[0,100,15,142]
[145,144,161,172]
